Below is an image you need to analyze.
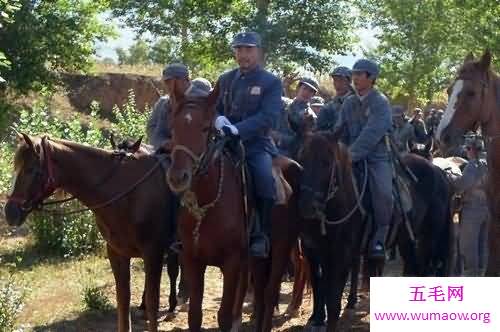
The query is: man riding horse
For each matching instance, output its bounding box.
[147,63,211,249]
[334,59,393,259]
[213,31,282,258]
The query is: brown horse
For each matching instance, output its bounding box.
[437,50,500,275]
[4,134,176,332]
[166,87,302,332]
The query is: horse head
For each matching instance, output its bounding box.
[297,130,350,219]
[437,50,497,155]
[167,83,219,193]
[4,133,56,226]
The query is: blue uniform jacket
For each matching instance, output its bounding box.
[216,66,282,155]
[335,89,392,162]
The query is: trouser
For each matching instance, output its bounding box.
[246,150,276,200]
[459,207,489,276]
[367,159,393,229]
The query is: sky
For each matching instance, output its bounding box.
[94,16,379,69]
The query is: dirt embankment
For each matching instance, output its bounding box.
[60,73,163,119]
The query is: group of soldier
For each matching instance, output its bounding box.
[145,31,489,276]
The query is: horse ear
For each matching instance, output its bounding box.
[109,133,117,150]
[21,132,35,150]
[478,50,492,72]
[131,136,143,153]
[206,80,220,119]
[464,52,475,64]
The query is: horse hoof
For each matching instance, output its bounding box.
[242,302,253,314]
[162,311,176,322]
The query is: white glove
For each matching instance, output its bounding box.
[222,124,239,136]
[215,116,232,130]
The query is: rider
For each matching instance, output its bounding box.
[334,59,393,259]
[317,66,355,131]
[214,31,282,258]
[147,63,211,251]
[454,134,489,276]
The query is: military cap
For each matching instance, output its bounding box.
[330,66,352,80]
[162,63,189,80]
[310,96,325,107]
[192,77,212,92]
[231,31,262,48]
[352,59,380,79]
[392,105,406,117]
[298,77,319,92]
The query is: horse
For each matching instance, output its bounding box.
[110,135,190,310]
[437,50,500,275]
[4,134,177,332]
[166,86,302,332]
[297,131,364,331]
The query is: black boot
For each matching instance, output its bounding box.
[250,198,274,258]
[370,225,389,259]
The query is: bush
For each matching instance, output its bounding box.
[0,276,25,332]
[29,201,103,258]
[81,285,112,313]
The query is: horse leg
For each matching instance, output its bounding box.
[361,256,370,291]
[325,258,350,332]
[251,258,269,331]
[186,260,206,332]
[346,252,361,309]
[305,249,326,327]
[166,251,180,313]
[218,255,242,332]
[286,244,307,317]
[232,258,248,331]
[143,249,163,332]
[177,259,189,304]
[107,245,131,332]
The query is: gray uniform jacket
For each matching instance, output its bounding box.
[335,89,392,162]
[316,91,353,131]
[454,159,488,210]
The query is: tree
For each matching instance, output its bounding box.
[0,0,114,92]
[358,0,499,107]
[110,0,358,77]
[0,0,21,84]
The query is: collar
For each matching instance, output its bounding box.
[236,65,261,79]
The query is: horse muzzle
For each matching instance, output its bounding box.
[3,201,29,226]
[167,167,193,194]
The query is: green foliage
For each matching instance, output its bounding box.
[0,276,25,332]
[115,40,151,65]
[110,90,150,142]
[81,285,112,312]
[0,0,114,92]
[110,0,358,75]
[357,0,500,106]
[0,0,21,83]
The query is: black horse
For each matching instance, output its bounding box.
[297,132,454,330]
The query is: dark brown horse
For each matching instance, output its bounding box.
[4,134,176,332]
[166,87,302,332]
[297,131,364,331]
[437,50,500,275]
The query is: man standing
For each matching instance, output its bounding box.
[410,108,428,143]
[317,66,355,131]
[214,31,282,258]
[334,59,393,258]
[454,135,489,276]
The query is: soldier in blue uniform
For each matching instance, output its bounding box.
[334,59,393,258]
[317,66,355,131]
[214,31,282,258]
